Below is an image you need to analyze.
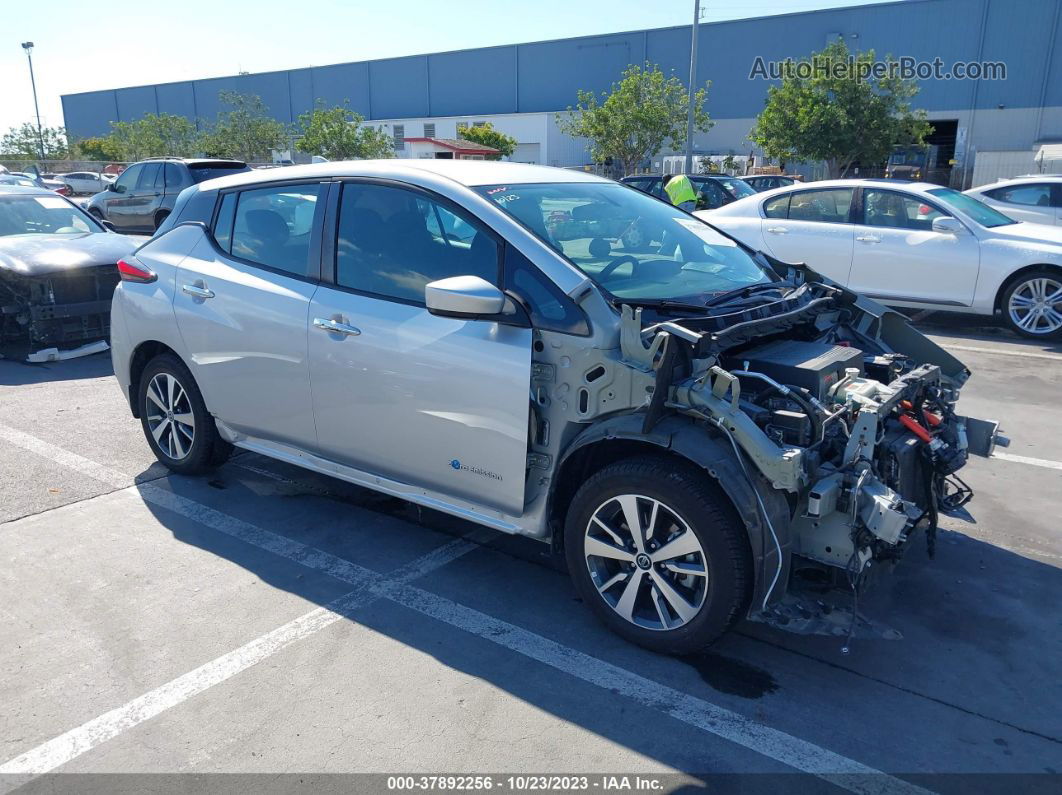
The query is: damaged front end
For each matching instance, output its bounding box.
[617,266,1006,640]
[0,264,118,358]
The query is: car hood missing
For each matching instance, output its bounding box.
[0,233,145,276]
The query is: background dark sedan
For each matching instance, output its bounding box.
[620,173,756,210]
[0,185,143,357]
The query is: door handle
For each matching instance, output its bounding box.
[855,235,881,244]
[766,226,788,234]
[181,283,215,299]
[313,317,361,336]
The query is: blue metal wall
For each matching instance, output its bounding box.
[62,0,1062,139]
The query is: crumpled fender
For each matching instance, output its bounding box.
[555,413,792,610]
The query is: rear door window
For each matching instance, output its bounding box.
[164,163,186,189]
[763,194,790,218]
[229,183,322,277]
[137,164,163,191]
[985,183,1053,207]
[786,188,854,223]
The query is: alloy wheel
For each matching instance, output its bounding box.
[584,494,709,631]
[1008,276,1062,335]
[145,372,195,460]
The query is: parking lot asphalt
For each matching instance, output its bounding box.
[1,316,1060,792]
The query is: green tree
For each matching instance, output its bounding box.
[71,136,125,162]
[457,123,517,159]
[0,123,70,159]
[106,113,200,161]
[556,62,712,175]
[749,39,931,178]
[199,92,289,162]
[295,102,394,160]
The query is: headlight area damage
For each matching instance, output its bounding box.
[614,270,1007,642]
[0,265,118,360]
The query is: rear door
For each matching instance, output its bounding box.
[172,181,326,448]
[307,180,532,515]
[757,187,856,283]
[847,187,980,307]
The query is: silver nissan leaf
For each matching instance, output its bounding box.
[111,160,1003,653]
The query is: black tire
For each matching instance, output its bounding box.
[1000,269,1062,340]
[88,207,104,220]
[153,211,170,231]
[138,353,232,475]
[564,456,751,654]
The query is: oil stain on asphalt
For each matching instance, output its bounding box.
[684,652,779,699]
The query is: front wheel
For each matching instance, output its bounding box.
[1002,270,1062,339]
[138,354,232,474]
[564,457,751,654]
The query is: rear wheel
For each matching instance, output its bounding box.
[138,354,232,474]
[564,457,751,654]
[1002,270,1062,339]
[153,210,170,231]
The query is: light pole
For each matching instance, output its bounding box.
[683,0,701,175]
[21,41,45,161]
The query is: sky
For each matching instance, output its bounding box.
[2,0,887,138]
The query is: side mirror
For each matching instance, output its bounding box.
[932,217,966,234]
[107,182,118,192]
[425,275,506,318]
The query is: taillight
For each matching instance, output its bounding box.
[117,258,157,284]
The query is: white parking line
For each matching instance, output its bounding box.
[940,343,1062,362]
[0,535,479,777]
[992,451,1062,471]
[0,422,928,794]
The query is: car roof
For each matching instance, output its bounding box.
[200,159,614,191]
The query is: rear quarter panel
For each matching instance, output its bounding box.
[112,224,205,398]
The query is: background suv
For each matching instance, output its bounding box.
[86,157,249,233]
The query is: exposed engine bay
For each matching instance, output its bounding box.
[529,260,1006,640]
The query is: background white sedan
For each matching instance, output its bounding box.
[61,171,115,196]
[965,176,1062,227]
[697,178,1062,338]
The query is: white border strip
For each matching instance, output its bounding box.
[941,343,1062,362]
[992,451,1062,471]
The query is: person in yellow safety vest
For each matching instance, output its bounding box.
[664,174,698,212]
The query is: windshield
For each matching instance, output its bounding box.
[475,182,773,302]
[716,177,756,199]
[0,195,101,236]
[927,188,1016,228]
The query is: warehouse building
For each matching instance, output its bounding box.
[61,0,1062,184]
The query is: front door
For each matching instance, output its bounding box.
[758,187,856,284]
[847,188,980,307]
[172,181,326,448]
[101,163,143,231]
[307,181,532,515]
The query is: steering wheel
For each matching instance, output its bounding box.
[597,255,640,282]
